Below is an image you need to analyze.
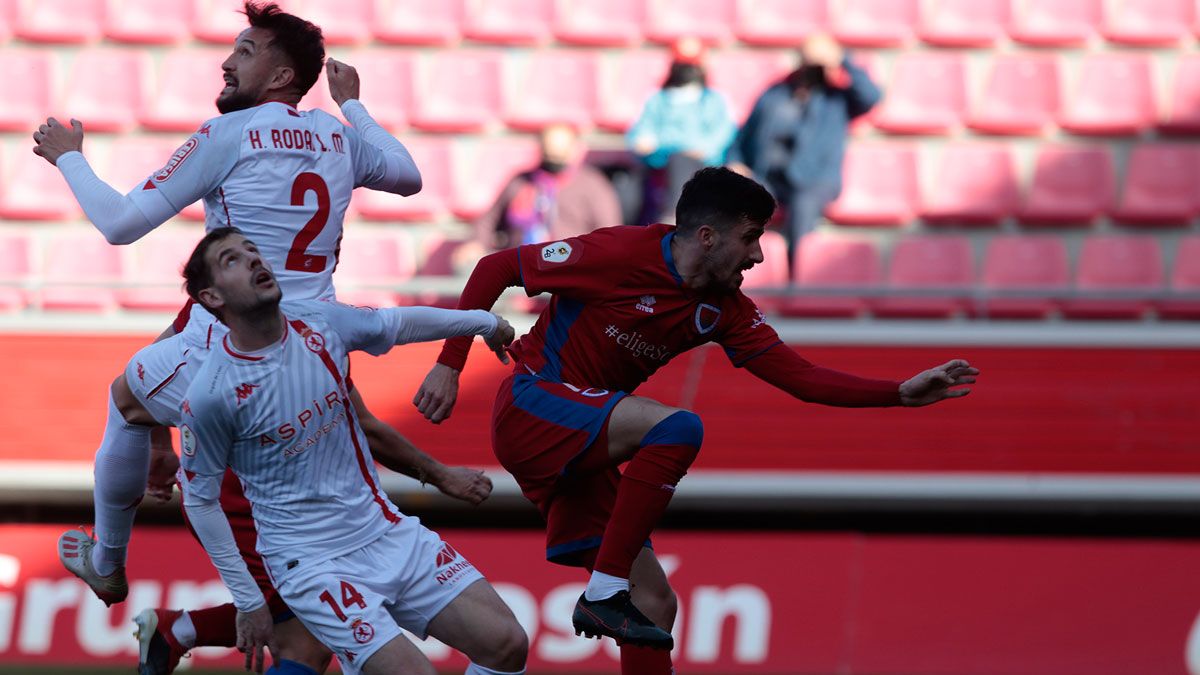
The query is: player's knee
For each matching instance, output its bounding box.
[634,578,678,628]
[479,615,528,670]
[640,410,704,451]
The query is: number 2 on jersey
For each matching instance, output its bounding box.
[318,580,367,622]
[286,172,331,273]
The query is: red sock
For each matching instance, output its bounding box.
[593,442,699,579]
[621,644,675,674]
[190,603,237,648]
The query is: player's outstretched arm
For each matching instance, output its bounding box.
[898,359,979,407]
[329,58,422,196]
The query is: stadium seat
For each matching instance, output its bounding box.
[412,234,469,308]
[1020,145,1114,226]
[355,136,453,221]
[450,137,541,221]
[0,49,55,132]
[918,0,1010,47]
[1158,235,1200,320]
[58,48,147,133]
[920,143,1019,226]
[705,50,793,126]
[967,53,1060,136]
[1159,54,1200,134]
[409,51,503,132]
[644,0,735,45]
[735,0,827,46]
[0,0,14,43]
[14,0,103,43]
[781,235,881,318]
[0,230,31,312]
[140,48,228,132]
[1112,144,1199,225]
[553,0,643,46]
[461,0,552,45]
[873,52,966,135]
[979,235,1069,319]
[105,0,192,43]
[824,143,918,226]
[118,228,203,311]
[39,230,122,312]
[190,0,247,43]
[739,230,789,312]
[289,0,372,45]
[0,147,81,221]
[373,0,462,45]
[1061,235,1163,320]
[872,235,973,318]
[595,50,673,132]
[331,230,415,308]
[1009,0,1101,45]
[831,0,919,47]
[502,50,598,131]
[1101,0,1193,45]
[1058,53,1155,135]
[342,50,414,131]
[102,136,205,218]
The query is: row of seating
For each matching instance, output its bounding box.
[0,228,1195,320]
[5,46,1200,136]
[1,0,1198,48]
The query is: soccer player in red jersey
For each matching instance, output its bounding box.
[415,167,978,673]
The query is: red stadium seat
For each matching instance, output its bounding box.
[1058,53,1155,135]
[503,50,598,131]
[374,0,462,45]
[355,136,453,221]
[412,234,469,307]
[873,52,966,135]
[140,48,228,132]
[105,0,192,43]
[190,0,247,43]
[595,50,672,132]
[553,0,643,46]
[921,143,1019,226]
[872,235,973,318]
[918,0,1010,47]
[461,0,552,45]
[831,0,918,47]
[1160,54,1200,134]
[1112,144,1200,226]
[1158,235,1200,319]
[1009,0,1101,45]
[118,227,203,311]
[1020,145,1115,226]
[0,49,55,132]
[735,0,827,46]
[967,53,1060,136]
[409,51,503,132]
[58,48,147,133]
[102,136,204,218]
[705,50,793,126]
[644,0,736,45]
[343,50,415,131]
[0,230,32,312]
[782,235,881,318]
[739,230,789,312]
[0,146,80,221]
[39,230,122,312]
[824,143,918,226]
[0,0,14,43]
[979,235,1069,319]
[331,230,415,308]
[1061,235,1163,320]
[289,0,372,45]
[1102,0,1194,45]
[450,137,541,221]
[14,0,103,43]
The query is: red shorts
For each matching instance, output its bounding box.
[181,469,291,620]
[492,371,631,567]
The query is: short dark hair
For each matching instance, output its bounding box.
[675,167,776,235]
[183,226,243,317]
[662,62,706,89]
[243,1,325,96]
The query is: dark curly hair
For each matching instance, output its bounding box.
[676,167,776,235]
[243,1,325,96]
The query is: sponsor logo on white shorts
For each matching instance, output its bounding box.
[541,241,572,263]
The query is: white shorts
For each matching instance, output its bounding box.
[271,517,484,673]
[124,306,224,426]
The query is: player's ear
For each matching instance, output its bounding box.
[270,64,296,93]
[197,287,224,315]
[696,223,718,249]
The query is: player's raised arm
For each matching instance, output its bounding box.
[329,58,422,196]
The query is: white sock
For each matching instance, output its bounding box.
[584,570,629,601]
[171,611,197,649]
[464,663,525,675]
[90,391,152,576]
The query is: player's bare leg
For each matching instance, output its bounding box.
[424,578,528,674]
[357,633,438,675]
[268,617,334,674]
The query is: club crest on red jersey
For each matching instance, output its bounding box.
[694,303,721,334]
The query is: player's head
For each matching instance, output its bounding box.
[217,2,325,113]
[675,167,776,291]
[183,226,281,322]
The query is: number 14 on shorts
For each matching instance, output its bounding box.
[319,580,367,621]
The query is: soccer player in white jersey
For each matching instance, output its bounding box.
[177,227,527,675]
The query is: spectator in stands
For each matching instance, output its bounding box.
[474,123,623,253]
[727,34,881,268]
[627,37,737,224]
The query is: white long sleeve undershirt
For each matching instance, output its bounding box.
[55,152,161,245]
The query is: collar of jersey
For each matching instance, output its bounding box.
[223,326,288,361]
[661,230,684,287]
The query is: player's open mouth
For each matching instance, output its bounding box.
[254,271,274,287]
[221,75,237,94]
